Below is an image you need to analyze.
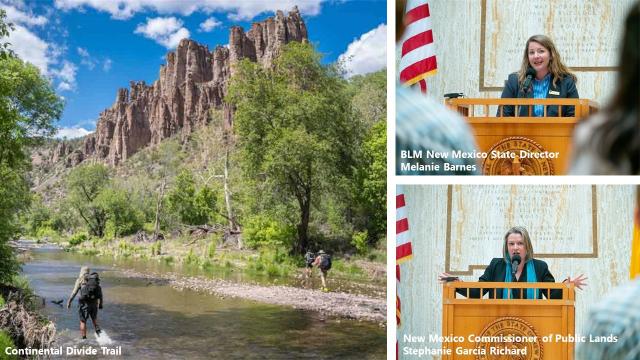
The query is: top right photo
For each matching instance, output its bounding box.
[396,0,639,176]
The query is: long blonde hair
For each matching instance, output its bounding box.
[518,35,576,88]
[502,226,535,262]
[76,266,90,285]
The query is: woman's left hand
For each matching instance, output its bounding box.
[565,274,588,290]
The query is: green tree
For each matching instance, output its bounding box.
[228,42,358,254]
[0,10,62,282]
[355,121,387,241]
[66,164,110,237]
[167,169,217,225]
[0,165,28,282]
[346,70,386,129]
[96,186,143,237]
[0,9,14,60]
[20,194,51,236]
[1,56,63,167]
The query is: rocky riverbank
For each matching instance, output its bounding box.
[120,269,386,325]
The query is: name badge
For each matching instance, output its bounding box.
[549,90,560,96]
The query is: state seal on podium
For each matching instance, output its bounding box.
[482,137,555,175]
[475,317,543,360]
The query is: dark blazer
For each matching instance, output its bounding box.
[498,72,579,117]
[456,258,562,299]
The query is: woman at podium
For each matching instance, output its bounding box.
[439,226,587,299]
[498,35,579,118]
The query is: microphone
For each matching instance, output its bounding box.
[511,254,522,275]
[521,67,536,94]
[444,92,464,99]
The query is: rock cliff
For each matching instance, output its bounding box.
[81,7,307,165]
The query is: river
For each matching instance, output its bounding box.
[19,246,386,359]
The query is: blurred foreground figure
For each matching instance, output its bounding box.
[571,2,640,175]
[577,279,640,360]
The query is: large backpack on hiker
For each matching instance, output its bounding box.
[319,254,332,271]
[305,251,316,266]
[80,272,101,301]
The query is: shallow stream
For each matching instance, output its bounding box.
[20,247,385,359]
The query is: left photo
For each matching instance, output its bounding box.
[0,1,387,358]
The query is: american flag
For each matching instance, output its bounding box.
[396,186,412,324]
[399,0,437,93]
[396,188,413,265]
[396,186,413,359]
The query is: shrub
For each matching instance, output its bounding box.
[351,230,369,255]
[183,248,199,266]
[35,226,60,242]
[10,276,35,308]
[248,248,295,277]
[68,232,88,246]
[242,215,296,249]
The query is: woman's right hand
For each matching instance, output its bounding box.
[438,272,462,283]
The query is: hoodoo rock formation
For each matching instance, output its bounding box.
[81,7,307,165]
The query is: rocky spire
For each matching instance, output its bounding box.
[81,7,308,165]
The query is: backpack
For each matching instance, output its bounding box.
[304,251,316,265]
[319,254,331,271]
[80,272,101,301]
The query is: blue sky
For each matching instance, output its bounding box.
[0,0,386,138]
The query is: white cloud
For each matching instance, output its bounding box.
[77,47,96,69]
[103,58,112,72]
[6,24,52,75]
[52,61,77,91]
[199,17,221,32]
[226,1,321,21]
[135,17,190,49]
[338,23,387,78]
[2,4,48,26]
[55,126,93,139]
[53,0,323,21]
[57,81,72,91]
[0,3,80,92]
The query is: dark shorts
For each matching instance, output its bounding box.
[78,300,98,322]
[306,262,314,268]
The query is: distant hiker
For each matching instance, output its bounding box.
[66,266,103,339]
[304,251,316,278]
[313,250,332,291]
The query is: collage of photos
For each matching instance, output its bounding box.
[0,0,639,359]
[396,1,640,360]
[0,0,387,359]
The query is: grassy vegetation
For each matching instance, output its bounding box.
[62,228,385,285]
[0,330,17,359]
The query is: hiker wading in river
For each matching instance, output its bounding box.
[66,266,103,339]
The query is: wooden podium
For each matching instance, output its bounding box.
[445,98,598,175]
[442,282,575,360]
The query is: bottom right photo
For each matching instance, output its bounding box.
[396,184,640,360]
